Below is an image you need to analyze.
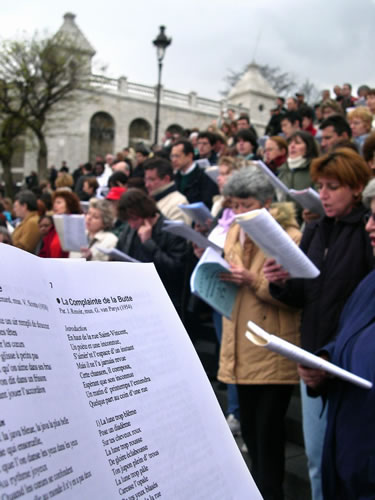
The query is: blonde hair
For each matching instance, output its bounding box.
[348,106,373,131]
[55,173,74,189]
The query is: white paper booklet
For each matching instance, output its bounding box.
[53,214,88,252]
[236,208,320,279]
[205,166,219,184]
[190,247,238,319]
[288,188,325,216]
[195,158,211,169]
[256,160,324,215]
[178,202,213,226]
[246,321,372,390]
[162,220,222,252]
[0,245,261,499]
[256,160,289,195]
[97,246,140,263]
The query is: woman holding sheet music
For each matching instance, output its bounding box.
[75,198,118,261]
[264,148,374,500]
[277,130,319,222]
[218,167,301,500]
[38,190,82,259]
[298,179,375,499]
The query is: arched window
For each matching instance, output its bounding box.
[129,118,152,147]
[89,112,115,163]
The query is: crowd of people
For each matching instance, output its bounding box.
[1,82,375,500]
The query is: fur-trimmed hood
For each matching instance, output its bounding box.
[269,201,299,231]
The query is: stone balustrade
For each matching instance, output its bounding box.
[89,74,245,116]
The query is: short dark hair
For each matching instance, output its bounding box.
[82,162,93,173]
[118,188,158,220]
[173,139,195,157]
[212,132,227,145]
[362,132,375,163]
[288,131,319,160]
[237,113,250,125]
[300,107,315,120]
[197,131,215,146]
[84,177,99,191]
[108,171,128,187]
[281,111,302,127]
[235,129,258,152]
[15,190,38,211]
[143,158,173,180]
[358,85,370,95]
[320,115,352,138]
[343,82,352,91]
[135,145,150,157]
[40,191,53,211]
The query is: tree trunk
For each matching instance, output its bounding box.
[37,133,48,181]
[1,158,15,198]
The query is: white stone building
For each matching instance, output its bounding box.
[2,13,277,180]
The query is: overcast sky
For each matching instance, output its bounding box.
[2,0,375,101]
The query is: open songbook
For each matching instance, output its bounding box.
[256,160,325,216]
[235,208,320,279]
[0,244,261,499]
[53,214,88,252]
[190,247,238,319]
[246,321,372,390]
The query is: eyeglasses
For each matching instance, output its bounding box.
[364,212,375,224]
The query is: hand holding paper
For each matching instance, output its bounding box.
[246,321,372,390]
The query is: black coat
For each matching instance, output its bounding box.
[175,165,219,209]
[116,215,187,313]
[270,205,374,352]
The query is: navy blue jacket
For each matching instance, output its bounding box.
[321,270,375,499]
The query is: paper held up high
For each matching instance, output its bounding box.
[53,214,88,252]
[246,321,373,390]
[256,160,324,215]
[178,202,213,226]
[235,208,320,279]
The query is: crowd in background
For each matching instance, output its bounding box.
[2,81,375,500]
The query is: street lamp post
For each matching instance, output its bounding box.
[153,26,172,146]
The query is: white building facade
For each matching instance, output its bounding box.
[2,13,277,179]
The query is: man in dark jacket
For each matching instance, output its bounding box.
[171,140,219,209]
[116,188,187,315]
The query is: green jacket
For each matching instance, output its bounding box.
[277,159,313,192]
[277,159,314,224]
